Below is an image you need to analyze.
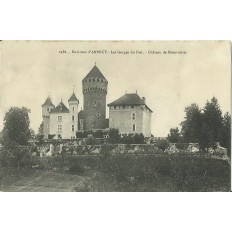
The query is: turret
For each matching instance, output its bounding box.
[41,96,55,139]
[68,92,79,137]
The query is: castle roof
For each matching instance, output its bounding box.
[108,93,153,112]
[41,97,55,107]
[83,65,107,81]
[68,93,79,103]
[50,101,70,113]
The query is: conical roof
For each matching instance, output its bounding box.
[83,65,107,81]
[42,97,54,107]
[50,101,70,113]
[68,93,79,103]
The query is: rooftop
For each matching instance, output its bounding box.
[68,93,79,103]
[108,93,153,112]
[50,101,70,113]
[41,97,55,107]
[83,65,107,81]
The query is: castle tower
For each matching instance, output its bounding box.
[68,92,79,138]
[41,96,55,139]
[82,64,108,130]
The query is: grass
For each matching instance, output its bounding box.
[0,167,230,192]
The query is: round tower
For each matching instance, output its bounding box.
[82,64,108,130]
[41,96,55,139]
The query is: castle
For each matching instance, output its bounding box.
[41,65,153,139]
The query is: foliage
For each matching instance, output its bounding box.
[119,133,145,144]
[86,135,97,145]
[29,129,36,139]
[167,127,181,143]
[36,122,44,141]
[201,97,223,148]
[2,107,31,146]
[220,112,231,156]
[106,128,121,144]
[178,97,230,153]
[181,103,202,143]
[157,139,169,151]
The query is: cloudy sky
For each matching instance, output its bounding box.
[0,41,231,136]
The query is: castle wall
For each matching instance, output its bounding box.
[109,106,145,135]
[142,108,152,137]
[49,112,76,139]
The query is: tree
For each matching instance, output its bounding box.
[29,128,36,139]
[181,103,202,143]
[36,122,44,140]
[2,107,31,146]
[168,127,181,143]
[201,97,223,148]
[106,128,120,144]
[221,112,231,156]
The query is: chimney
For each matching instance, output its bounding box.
[142,97,146,104]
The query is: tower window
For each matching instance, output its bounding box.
[94,100,97,106]
[132,113,136,120]
[72,116,74,121]
[71,125,75,131]
[133,124,136,131]
[58,125,62,132]
[58,116,62,121]
[80,119,84,130]
[114,106,116,109]
[47,108,50,112]
[89,79,91,82]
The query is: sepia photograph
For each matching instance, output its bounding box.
[0,40,231,192]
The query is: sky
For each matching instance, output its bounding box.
[0,41,231,136]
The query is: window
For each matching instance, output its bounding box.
[80,119,84,130]
[58,125,62,132]
[72,116,74,121]
[132,113,136,120]
[58,116,62,121]
[96,112,100,117]
[114,106,116,109]
[73,107,75,112]
[47,108,50,112]
[94,100,97,106]
[71,125,75,131]
[133,124,136,131]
